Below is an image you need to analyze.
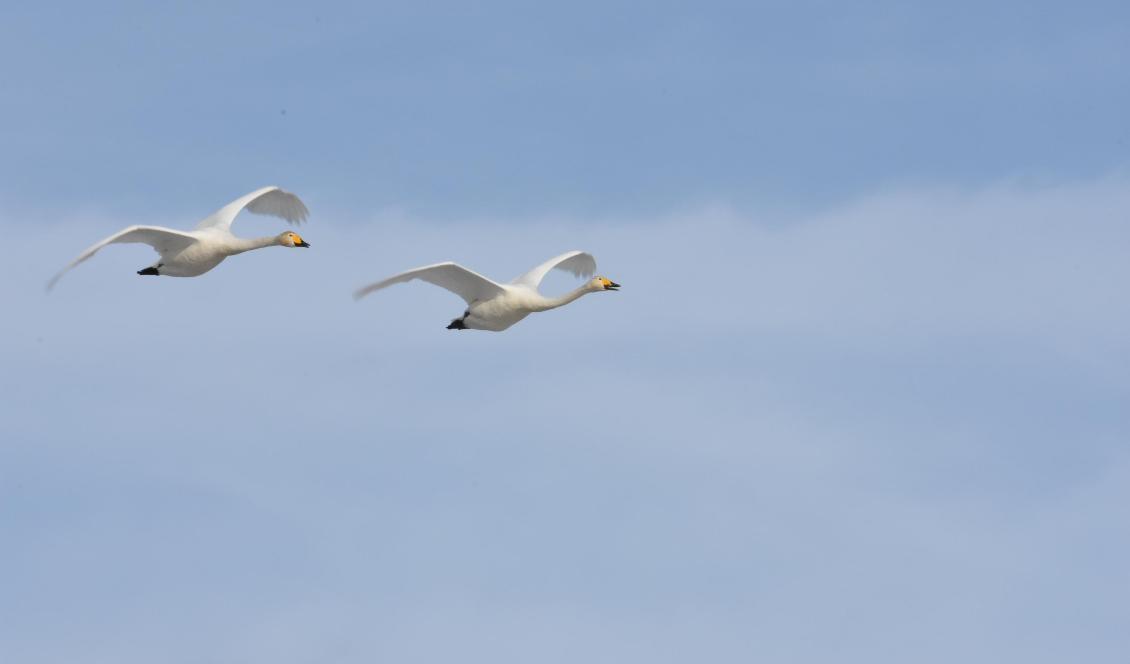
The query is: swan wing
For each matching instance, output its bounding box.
[353,262,506,305]
[509,250,597,291]
[47,225,198,290]
[194,186,309,231]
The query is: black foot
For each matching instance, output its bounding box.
[137,267,159,276]
[446,318,466,330]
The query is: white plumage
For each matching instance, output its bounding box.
[48,186,310,290]
[354,251,620,332]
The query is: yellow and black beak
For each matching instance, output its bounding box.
[605,280,620,291]
[297,239,311,248]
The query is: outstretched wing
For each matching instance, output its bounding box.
[47,225,198,291]
[509,250,597,291]
[353,262,506,305]
[194,186,309,232]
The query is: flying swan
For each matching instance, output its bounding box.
[48,186,311,290]
[353,251,620,331]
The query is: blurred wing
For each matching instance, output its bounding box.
[47,225,198,291]
[353,262,506,305]
[510,250,596,291]
[194,186,309,231]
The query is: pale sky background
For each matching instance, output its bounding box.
[2,2,1130,662]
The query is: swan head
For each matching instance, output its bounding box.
[278,231,310,248]
[591,276,620,292]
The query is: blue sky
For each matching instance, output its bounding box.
[3,1,1129,217]
[2,2,1130,662]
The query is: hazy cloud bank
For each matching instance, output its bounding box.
[2,176,1128,663]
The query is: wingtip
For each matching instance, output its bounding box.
[291,195,311,225]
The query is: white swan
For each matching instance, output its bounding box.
[48,186,311,290]
[353,251,620,331]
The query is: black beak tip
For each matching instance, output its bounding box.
[298,241,311,248]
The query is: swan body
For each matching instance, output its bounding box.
[354,251,620,331]
[48,186,311,290]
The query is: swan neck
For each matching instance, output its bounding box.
[229,235,279,254]
[537,284,591,311]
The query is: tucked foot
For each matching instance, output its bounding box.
[137,266,160,276]
[446,318,467,330]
